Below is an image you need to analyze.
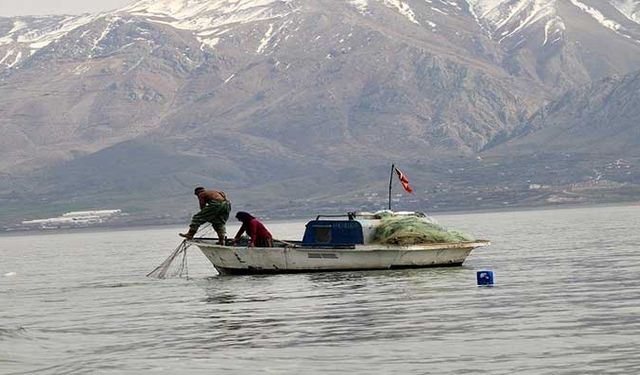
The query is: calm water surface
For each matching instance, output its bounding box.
[1,206,639,374]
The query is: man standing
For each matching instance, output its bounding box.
[180,186,231,245]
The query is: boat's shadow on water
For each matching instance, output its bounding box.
[193,265,472,306]
[181,266,478,350]
[201,263,472,280]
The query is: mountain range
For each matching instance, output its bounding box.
[1,0,640,226]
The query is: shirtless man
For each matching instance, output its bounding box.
[180,187,231,245]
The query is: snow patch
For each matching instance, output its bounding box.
[90,17,120,57]
[1,20,26,45]
[569,0,621,31]
[569,0,639,43]
[610,0,640,24]
[465,0,557,39]
[543,16,565,45]
[349,0,369,12]
[499,2,556,42]
[465,0,640,45]
[9,20,28,34]
[465,0,491,36]
[121,0,298,51]
[464,0,570,46]
[347,0,422,23]
[431,7,449,16]
[124,57,144,74]
[0,49,13,65]
[256,23,275,53]
[383,0,420,24]
[200,37,220,49]
[7,51,22,68]
[17,14,97,52]
[73,64,91,75]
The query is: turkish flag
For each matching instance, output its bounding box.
[394,167,413,193]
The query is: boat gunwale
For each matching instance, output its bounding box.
[189,238,491,251]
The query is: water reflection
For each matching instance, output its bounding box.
[189,266,488,350]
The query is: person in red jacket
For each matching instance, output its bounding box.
[233,212,273,247]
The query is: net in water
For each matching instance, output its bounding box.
[147,224,215,278]
[147,240,190,279]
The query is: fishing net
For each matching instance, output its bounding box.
[146,240,190,279]
[372,212,473,245]
[146,224,213,279]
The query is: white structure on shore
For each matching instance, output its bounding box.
[21,210,123,229]
[61,210,122,218]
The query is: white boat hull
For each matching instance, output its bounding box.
[190,240,490,275]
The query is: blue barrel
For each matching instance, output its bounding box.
[477,270,494,286]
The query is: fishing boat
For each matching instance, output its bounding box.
[188,211,490,275]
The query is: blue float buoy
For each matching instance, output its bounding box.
[477,270,494,286]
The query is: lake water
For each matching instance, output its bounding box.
[1,205,639,374]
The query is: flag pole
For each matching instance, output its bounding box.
[388,163,395,211]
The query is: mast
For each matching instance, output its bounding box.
[388,163,394,210]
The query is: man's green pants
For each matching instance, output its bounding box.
[190,201,231,240]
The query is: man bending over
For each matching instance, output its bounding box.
[180,186,231,245]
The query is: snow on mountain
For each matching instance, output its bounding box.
[0,15,97,67]
[0,49,21,68]
[19,15,97,49]
[611,0,640,23]
[118,0,298,50]
[0,0,440,72]
[464,0,640,46]
[348,0,455,27]
[118,0,427,49]
[0,15,98,54]
[380,0,419,24]
[348,0,369,13]
[1,0,640,76]
[465,0,558,41]
[568,0,630,41]
[2,0,639,64]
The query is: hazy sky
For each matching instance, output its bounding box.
[0,0,133,16]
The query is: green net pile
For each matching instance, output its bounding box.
[372,214,473,245]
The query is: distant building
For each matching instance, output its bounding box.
[61,210,122,218]
[20,209,123,229]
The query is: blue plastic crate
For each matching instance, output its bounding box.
[477,270,494,286]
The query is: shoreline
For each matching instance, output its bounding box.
[1,200,638,237]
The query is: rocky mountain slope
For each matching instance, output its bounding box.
[1,0,640,225]
[491,69,640,155]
